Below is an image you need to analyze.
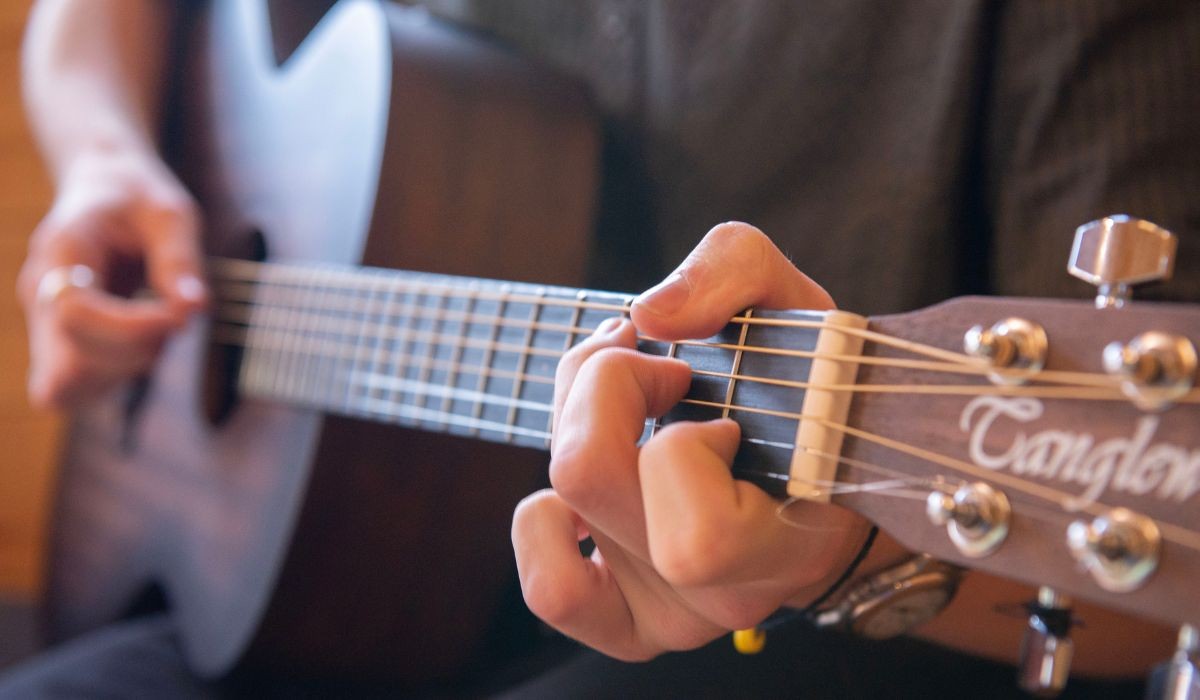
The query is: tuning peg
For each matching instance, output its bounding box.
[1068,215,1177,309]
[1102,332,1197,411]
[1017,587,1075,697]
[926,482,1010,557]
[1066,508,1161,593]
[963,318,1047,385]
[1146,625,1200,700]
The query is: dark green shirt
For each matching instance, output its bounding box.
[412,0,1200,313]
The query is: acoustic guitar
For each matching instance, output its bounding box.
[45,0,597,684]
[43,0,1200,692]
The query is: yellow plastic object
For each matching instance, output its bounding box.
[732,627,766,655]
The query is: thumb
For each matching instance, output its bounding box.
[630,222,834,340]
[136,196,208,314]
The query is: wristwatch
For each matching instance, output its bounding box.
[809,554,963,639]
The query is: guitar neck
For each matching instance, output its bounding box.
[212,258,836,489]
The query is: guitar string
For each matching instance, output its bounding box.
[208,257,1180,390]
[213,269,981,368]
[762,446,1121,535]
[226,308,1200,550]
[210,292,1162,396]
[208,260,994,370]
[232,351,1200,553]
[210,320,1200,404]
[214,291,1116,388]
[206,262,1200,548]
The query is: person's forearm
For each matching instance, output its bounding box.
[22,0,179,182]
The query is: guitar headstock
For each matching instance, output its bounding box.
[823,217,1198,692]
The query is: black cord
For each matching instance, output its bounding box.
[798,524,879,618]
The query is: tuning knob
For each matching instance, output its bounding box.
[963,318,1047,385]
[1067,216,1177,309]
[1017,587,1075,697]
[1146,625,1200,700]
[926,482,1010,557]
[1066,508,1161,592]
[1102,332,1198,411]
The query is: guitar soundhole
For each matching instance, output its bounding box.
[203,230,268,426]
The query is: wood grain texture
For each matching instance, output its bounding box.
[0,0,59,600]
[837,296,1200,630]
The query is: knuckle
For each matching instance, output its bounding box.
[511,489,555,537]
[706,221,769,253]
[651,521,736,588]
[522,573,586,629]
[580,346,635,382]
[548,440,605,509]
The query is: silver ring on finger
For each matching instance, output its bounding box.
[36,264,96,306]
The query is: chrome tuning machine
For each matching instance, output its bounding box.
[1066,507,1161,593]
[1068,215,1176,309]
[1147,625,1200,700]
[964,318,1047,385]
[1103,331,1197,411]
[926,482,1010,558]
[1017,587,1076,697]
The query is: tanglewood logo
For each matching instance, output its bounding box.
[959,395,1199,509]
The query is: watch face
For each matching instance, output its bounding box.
[852,588,953,640]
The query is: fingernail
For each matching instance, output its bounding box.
[176,275,206,304]
[634,272,690,316]
[594,317,625,336]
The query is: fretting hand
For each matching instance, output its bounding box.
[512,222,873,660]
[17,150,207,409]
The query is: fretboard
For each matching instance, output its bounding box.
[212,258,831,493]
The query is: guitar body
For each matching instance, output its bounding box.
[45,0,596,682]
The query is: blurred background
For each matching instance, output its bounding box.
[0,0,59,632]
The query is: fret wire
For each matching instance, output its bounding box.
[372,273,401,407]
[722,309,752,420]
[441,283,478,416]
[472,286,510,436]
[261,266,293,399]
[649,339,681,438]
[344,273,377,414]
[418,289,450,416]
[506,289,544,443]
[395,281,423,412]
[255,266,282,398]
[363,272,393,407]
[314,269,343,402]
[546,290,588,444]
[270,268,295,401]
[294,267,326,402]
